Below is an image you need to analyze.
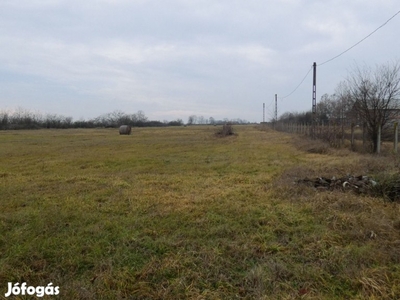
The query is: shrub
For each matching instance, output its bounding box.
[372,173,400,202]
[215,124,235,137]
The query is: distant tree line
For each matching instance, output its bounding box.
[278,86,353,126]
[0,108,251,130]
[187,115,249,125]
[0,108,185,130]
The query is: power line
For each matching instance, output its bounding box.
[279,9,400,101]
[262,98,275,122]
[319,9,400,66]
[265,98,275,109]
[281,65,313,99]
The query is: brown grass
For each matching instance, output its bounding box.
[1,126,400,299]
[267,129,400,299]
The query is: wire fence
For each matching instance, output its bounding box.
[267,120,399,154]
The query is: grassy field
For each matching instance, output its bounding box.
[1,125,400,299]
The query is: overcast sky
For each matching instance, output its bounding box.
[0,0,399,122]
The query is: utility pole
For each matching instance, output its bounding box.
[312,62,317,139]
[263,103,265,123]
[275,94,278,122]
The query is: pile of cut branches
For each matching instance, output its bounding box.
[298,173,400,202]
[297,175,377,194]
[215,124,235,137]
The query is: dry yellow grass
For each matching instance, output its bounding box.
[0,125,400,299]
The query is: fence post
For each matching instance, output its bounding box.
[322,121,324,138]
[362,122,366,152]
[394,122,398,154]
[377,125,381,154]
[341,120,345,147]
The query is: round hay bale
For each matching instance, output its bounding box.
[119,125,132,135]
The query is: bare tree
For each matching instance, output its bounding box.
[346,62,400,152]
[0,111,9,130]
[136,110,148,122]
[187,115,197,125]
[197,115,205,124]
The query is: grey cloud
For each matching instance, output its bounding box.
[0,0,399,121]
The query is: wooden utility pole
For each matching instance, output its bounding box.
[275,94,277,122]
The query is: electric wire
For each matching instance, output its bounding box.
[264,99,275,120]
[279,9,400,101]
[319,9,400,66]
[281,65,313,99]
[265,98,275,109]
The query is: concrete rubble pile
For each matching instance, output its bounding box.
[297,175,378,194]
[298,174,400,201]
